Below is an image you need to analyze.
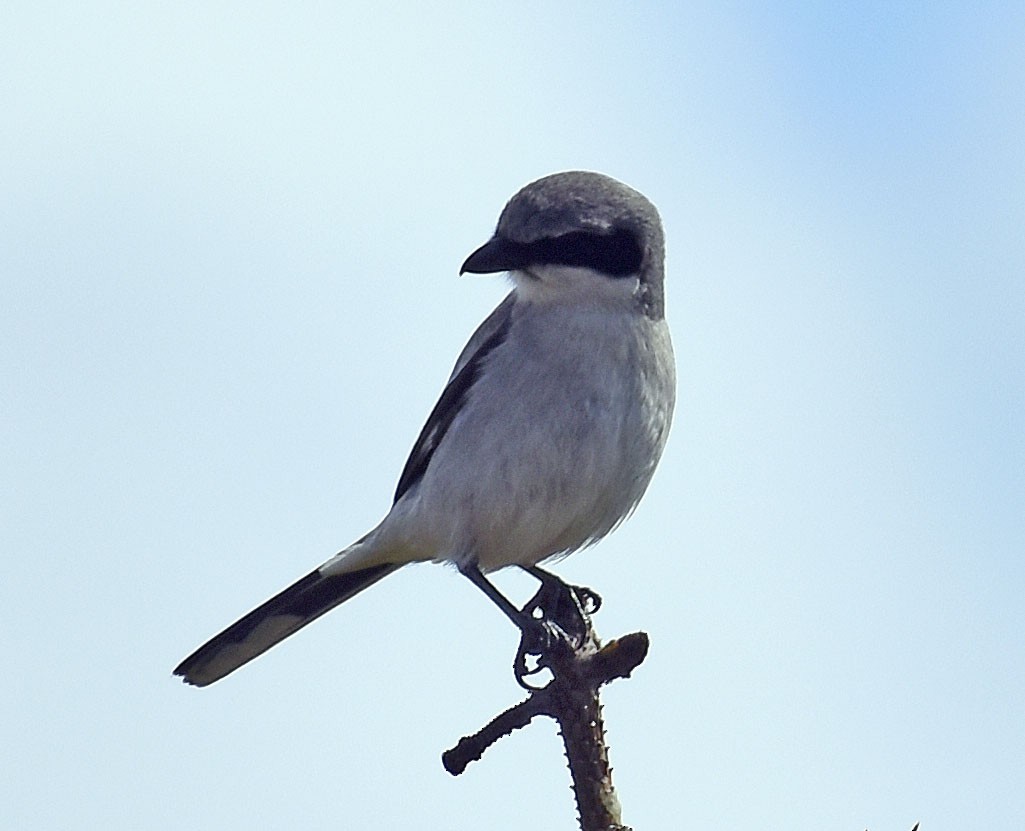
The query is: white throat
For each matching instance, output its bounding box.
[509,264,642,308]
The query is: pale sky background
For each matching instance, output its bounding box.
[2,3,1023,829]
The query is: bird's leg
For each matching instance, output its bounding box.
[458,562,568,689]
[458,562,531,629]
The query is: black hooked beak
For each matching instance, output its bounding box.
[460,236,530,275]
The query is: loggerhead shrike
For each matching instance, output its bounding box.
[174,171,676,687]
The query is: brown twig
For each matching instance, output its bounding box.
[443,611,649,831]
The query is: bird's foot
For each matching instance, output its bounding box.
[511,575,600,689]
[523,568,601,644]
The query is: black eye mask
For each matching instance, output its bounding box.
[462,228,643,278]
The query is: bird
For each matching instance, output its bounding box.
[174,170,676,687]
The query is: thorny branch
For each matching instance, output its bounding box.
[440,579,922,831]
[442,581,649,831]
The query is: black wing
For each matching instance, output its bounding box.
[393,294,515,503]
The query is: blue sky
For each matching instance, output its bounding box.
[2,3,1023,829]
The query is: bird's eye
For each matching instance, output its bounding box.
[534,228,643,277]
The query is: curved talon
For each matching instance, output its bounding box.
[516,658,546,676]
[512,617,580,690]
[515,669,551,691]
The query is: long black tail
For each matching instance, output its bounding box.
[174,562,400,687]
